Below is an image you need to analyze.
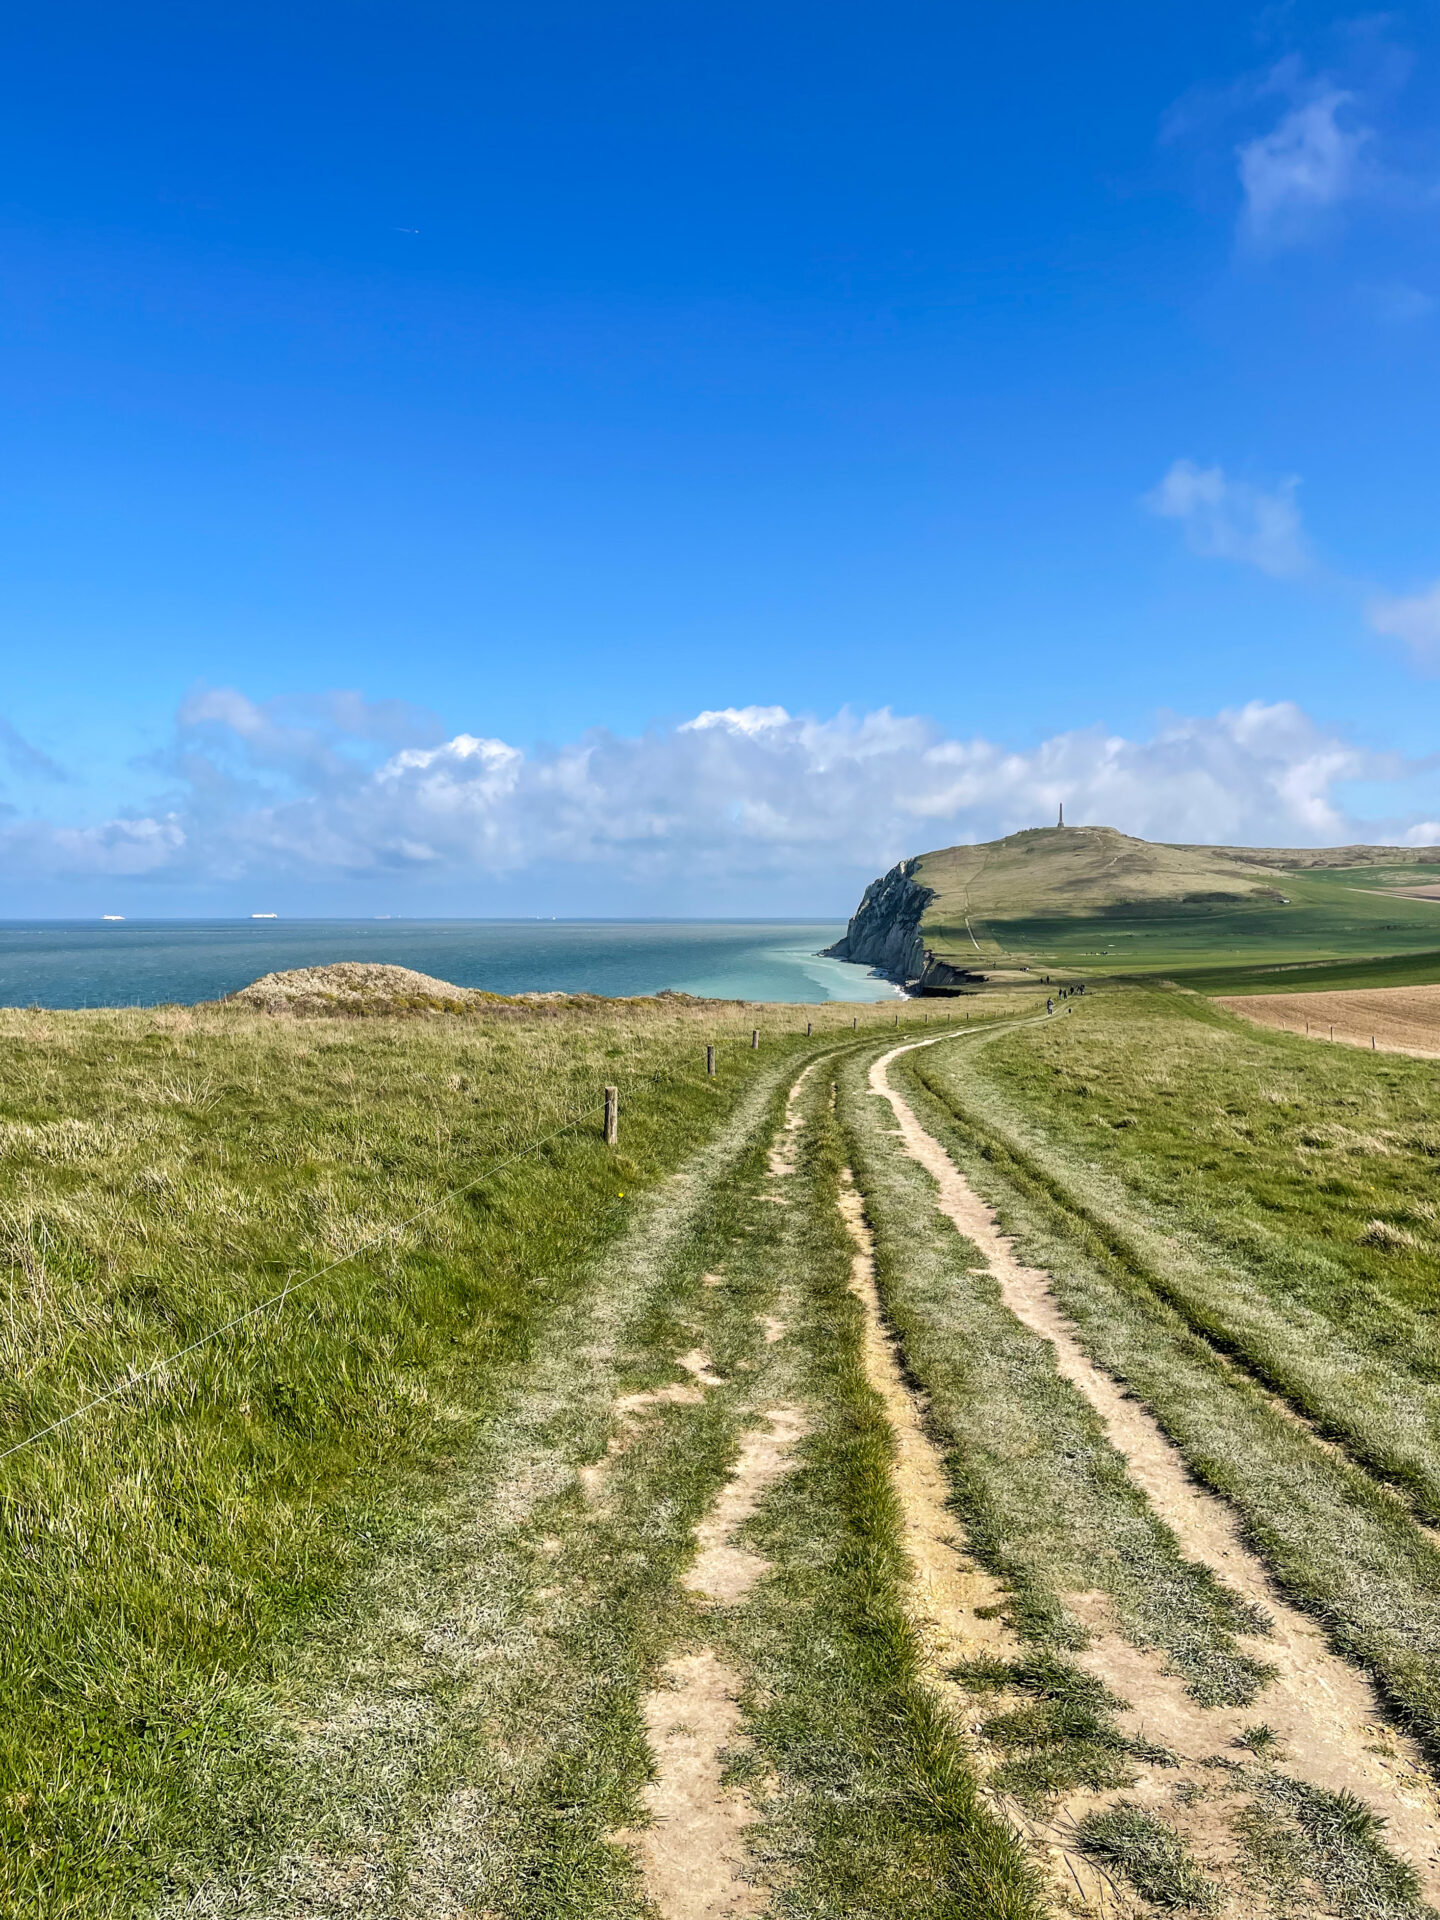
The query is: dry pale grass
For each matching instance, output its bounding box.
[225,960,509,1013]
[1217,984,1440,1058]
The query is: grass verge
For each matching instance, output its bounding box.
[911,987,1440,1525]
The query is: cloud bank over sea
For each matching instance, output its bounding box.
[2,691,1434,915]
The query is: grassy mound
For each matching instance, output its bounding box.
[223,960,502,1014]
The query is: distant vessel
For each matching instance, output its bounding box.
[102,915,124,922]
[250,912,278,920]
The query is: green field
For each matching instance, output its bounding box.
[1170,946,1440,996]
[7,978,1440,1917]
[970,882,1440,978]
[902,827,1440,985]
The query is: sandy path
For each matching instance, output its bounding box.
[633,1651,767,1919]
[628,1063,814,1920]
[628,1386,804,1918]
[1218,982,1440,1058]
[836,1167,1014,1676]
[869,1034,1440,1903]
[684,1409,807,1603]
[836,1166,1139,1912]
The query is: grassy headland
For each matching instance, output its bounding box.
[904,826,1440,982]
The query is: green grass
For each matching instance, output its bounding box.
[915,990,1440,1519]
[900,1002,1440,1763]
[1253,1775,1426,1918]
[827,1009,1438,1910]
[718,1063,1046,1918]
[1074,1802,1221,1912]
[950,1654,1168,1806]
[143,1016,1044,1918]
[0,994,1033,1918]
[0,993,909,1917]
[965,874,1440,978]
[1172,946,1440,995]
[139,1031,801,1918]
[18,972,1440,1911]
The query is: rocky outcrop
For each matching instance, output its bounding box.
[914,955,984,994]
[823,859,935,983]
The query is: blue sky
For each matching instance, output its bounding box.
[4,2,1440,913]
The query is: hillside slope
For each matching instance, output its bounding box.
[826,824,1440,987]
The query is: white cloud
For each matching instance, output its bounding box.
[1238,88,1371,247]
[1168,42,1432,258]
[1236,89,1367,245]
[4,814,186,877]
[1367,580,1440,671]
[1146,460,1307,577]
[0,692,1417,902]
[379,734,523,782]
[681,706,791,736]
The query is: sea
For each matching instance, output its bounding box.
[0,920,903,1010]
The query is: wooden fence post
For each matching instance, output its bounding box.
[806,1020,812,1037]
[706,1045,715,1077]
[604,1085,618,1146]
[752,1028,759,1049]
[852,1016,857,1030]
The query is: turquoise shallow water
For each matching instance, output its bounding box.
[0,921,902,1009]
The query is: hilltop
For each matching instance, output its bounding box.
[826,824,1440,990]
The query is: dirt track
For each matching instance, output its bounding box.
[1217,982,1440,1058]
[870,1031,1440,1908]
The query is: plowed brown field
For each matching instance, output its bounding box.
[1217,981,1440,1057]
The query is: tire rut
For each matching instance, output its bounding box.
[624,1062,816,1919]
[837,1165,1134,1913]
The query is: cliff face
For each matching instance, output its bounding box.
[823,858,934,982]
